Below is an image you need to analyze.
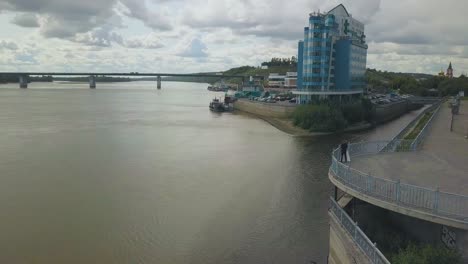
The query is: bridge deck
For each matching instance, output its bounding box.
[351,101,468,196]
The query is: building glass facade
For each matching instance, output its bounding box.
[295,4,368,104]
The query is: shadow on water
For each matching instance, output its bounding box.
[187,134,347,264]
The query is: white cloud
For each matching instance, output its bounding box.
[0,0,467,74]
[124,33,164,49]
[0,40,18,50]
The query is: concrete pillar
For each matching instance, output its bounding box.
[19,75,28,88]
[157,76,161,89]
[89,75,96,89]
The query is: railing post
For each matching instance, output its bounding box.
[367,172,372,193]
[345,165,350,182]
[433,187,440,213]
[373,242,377,263]
[396,179,401,203]
[354,221,358,239]
[340,208,343,223]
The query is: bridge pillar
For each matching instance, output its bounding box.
[157,76,161,89]
[89,75,96,89]
[19,75,28,88]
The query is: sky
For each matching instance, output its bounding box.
[0,0,467,75]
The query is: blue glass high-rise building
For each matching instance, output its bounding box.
[294,4,368,104]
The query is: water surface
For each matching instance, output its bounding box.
[0,82,338,264]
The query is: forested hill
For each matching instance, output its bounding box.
[366,68,468,96]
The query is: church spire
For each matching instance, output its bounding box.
[446,62,453,78]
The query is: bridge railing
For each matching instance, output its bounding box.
[329,198,391,264]
[330,140,468,222]
[410,103,442,150]
[387,100,443,148]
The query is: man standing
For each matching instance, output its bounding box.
[340,141,348,162]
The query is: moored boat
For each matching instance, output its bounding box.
[209,98,226,112]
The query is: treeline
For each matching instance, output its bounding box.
[366,69,468,96]
[292,98,373,132]
[261,57,297,67]
[0,74,132,83]
[0,74,53,83]
[54,76,132,82]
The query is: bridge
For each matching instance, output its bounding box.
[0,72,260,89]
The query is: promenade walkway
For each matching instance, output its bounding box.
[351,101,468,196]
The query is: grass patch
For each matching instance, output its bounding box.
[391,243,461,264]
[404,112,432,140]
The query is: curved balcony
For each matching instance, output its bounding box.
[329,140,468,229]
[329,100,468,229]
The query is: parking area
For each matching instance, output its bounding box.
[367,93,412,105]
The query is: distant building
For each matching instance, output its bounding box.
[446,62,453,78]
[242,76,263,92]
[284,72,297,88]
[261,65,268,69]
[268,73,285,88]
[294,4,368,104]
[266,72,297,91]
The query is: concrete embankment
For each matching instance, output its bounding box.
[233,99,296,119]
[233,99,327,136]
[373,100,421,124]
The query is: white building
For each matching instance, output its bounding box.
[267,72,297,89]
[284,72,297,89]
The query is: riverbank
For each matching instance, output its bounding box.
[235,110,329,136]
[233,99,373,136]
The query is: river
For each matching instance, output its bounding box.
[0,81,413,264]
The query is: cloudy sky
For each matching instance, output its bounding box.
[0,0,467,75]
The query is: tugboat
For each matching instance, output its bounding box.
[209,98,226,112]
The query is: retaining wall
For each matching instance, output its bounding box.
[233,99,296,119]
[328,211,372,264]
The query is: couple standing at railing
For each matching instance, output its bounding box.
[339,141,351,163]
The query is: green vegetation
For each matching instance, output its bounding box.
[292,103,347,132]
[261,57,297,68]
[392,244,461,264]
[0,74,131,83]
[404,112,432,140]
[366,69,468,96]
[163,63,297,85]
[360,209,461,264]
[292,99,372,132]
[54,76,132,82]
[1,74,53,83]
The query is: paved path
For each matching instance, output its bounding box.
[351,101,468,195]
[351,105,429,142]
